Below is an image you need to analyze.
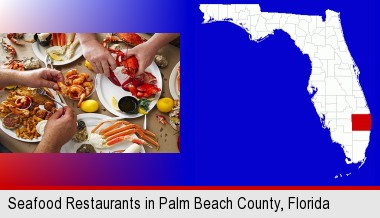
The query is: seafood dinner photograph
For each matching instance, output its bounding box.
[0,33,180,153]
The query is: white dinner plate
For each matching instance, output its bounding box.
[96,51,162,118]
[32,39,83,66]
[169,61,180,100]
[0,88,62,143]
[60,113,146,153]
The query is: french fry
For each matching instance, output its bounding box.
[33,115,42,122]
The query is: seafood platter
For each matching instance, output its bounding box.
[0,32,179,153]
[0,86,62,142]
[96,33,162,118]
[61,113,159,153]
[32,33,82,65]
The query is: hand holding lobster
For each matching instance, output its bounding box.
[127,42,157,76]
[79,34,117,77]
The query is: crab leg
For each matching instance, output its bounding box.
[91,120,114,133]
[107,135,147,146]
[98,121,124,135]
[67,33,75,46]
[1,38,16,57]
[60,33,66,46]
[57,33,60,46]
[52,33,58,46]
[105,129,136,142]
[103,124,137,137]
[142,129,158,140]
[7,33,25,45]
[102,35,121,48]
[136,129,160,150]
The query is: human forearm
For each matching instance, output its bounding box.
[0,69,23,87]
[78,33,98,45]
[34,140,62,153]
[146,33,179,51]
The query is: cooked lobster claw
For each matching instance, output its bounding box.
[108,69,121,86]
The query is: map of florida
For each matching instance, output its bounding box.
[200,4,371,165]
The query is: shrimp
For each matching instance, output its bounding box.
[73,73,89,85]
[68,85,84,99]
[68,85,86,107]
[82,81,93,96]
[66,69,78,78]
[65,69,78,85]
[60,69,93,107]
[57,82,69,95]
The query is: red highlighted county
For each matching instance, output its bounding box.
[352,114,371,131]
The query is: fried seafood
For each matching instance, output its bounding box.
[57,69,93,107]
[1,86,59,140]
[44,101,55,111]
[35,109,48,119]
[16,115,42,140]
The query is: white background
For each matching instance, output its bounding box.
[0,190,379,217]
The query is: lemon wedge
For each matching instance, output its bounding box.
[5,85,17,90]
[49,53,62,61]
[111,96,120,111]
[85,60,93,71]
[138,107,148,114]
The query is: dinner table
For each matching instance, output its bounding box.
[0,33,180,153]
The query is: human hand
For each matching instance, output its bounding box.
[127,42,158,75]
[19,68,64,90]
[81,39,117,77]
[35,107,77,153]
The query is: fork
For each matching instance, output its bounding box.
[36,88,66,108]
[44,54,68,105]
[143,114,147,130]
[44,54,54,69]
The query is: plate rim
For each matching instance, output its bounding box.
[60,113,146,153]
[169,61,180,100]
[31,41,83,66]
[95,56,162,118]
[0,88,62,143]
